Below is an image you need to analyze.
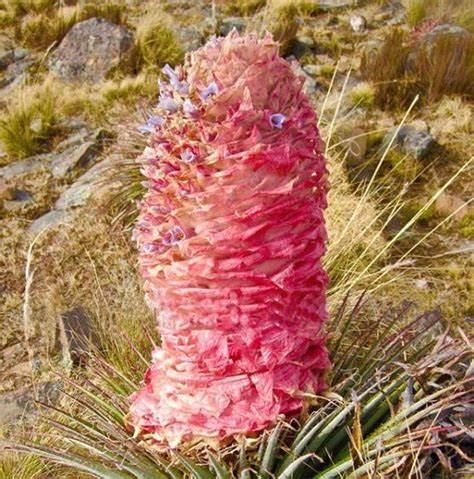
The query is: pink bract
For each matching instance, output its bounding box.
[129,31,329,446]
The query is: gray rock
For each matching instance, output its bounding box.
[291,59,318,96]
[350,15,367,32]
[59,306,99,366]
[0,49,14,70]
[385,125,437,160]
[422,24,470,44]
[48,18,134,83]
[0,128,105,180]
[407,24,471,73]
[13,47,29,61]
[0,55,35,96]
[219,17,247,36]
[0,153,52,180]
[54,156,115,209]
[179,26,204,52]
[0,381,61,426]
[50,141,99,178]
[319,0,356,8]
[28,156,119,234]
[3,188,34,211]
[27,209,75,234]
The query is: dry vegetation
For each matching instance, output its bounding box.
[0,0,473,477]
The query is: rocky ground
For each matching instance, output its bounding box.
[0,0,472,469]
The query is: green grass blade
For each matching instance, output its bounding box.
[3,442,133,479]
[208,453,231,479]
[277,453,316,479]
[174,452,215,479]
[259,423,282,478]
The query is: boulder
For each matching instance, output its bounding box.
[319,0,356,8]
[0,381,61,426]
[27,210,75,235]
[384,125,436,160]
[58,306,99,366]
[435,193,470,221]
[219,17,247,36]
[0,127,106,180]
[3,188,34,212]
[47,18,134,83]
[350,15,367,32]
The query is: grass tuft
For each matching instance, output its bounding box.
[135,7,184,70]
[16,2,129,51]
[413,30,474,101]
[222,0,267,16]
[0,81,61,161]
[361,28,415,110]
[250,0,299,56]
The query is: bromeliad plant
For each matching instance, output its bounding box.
[4,295,472,478]
[129,31,329,446]
[3,32,473,478]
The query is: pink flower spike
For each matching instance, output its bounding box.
[129,31,329,447]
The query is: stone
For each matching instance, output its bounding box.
[0,128,105,180]
[385,125,436,160]
[339,127,368,165]
[13,47,29,61]
[291,59,318,96]
[27,156,119,234]
[59,306,99,366]
[435,193,470,221]
[27,209,75,235]
[47,18,134,83]
[219,17,247,36]
[0,381,61,426]
[0,153,52,180]
[179,26,204,52]
[407,24,471,72]
[350,15,367,32]
[422,24,470,45]
[3,188,34,211]
[0,55,35,97]
[319,0,356,8]
[0,49,14,70]
[50,141,99,178]
[54,156,116,209]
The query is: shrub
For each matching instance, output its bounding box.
[18,7,77,49]
[250,0,299,55]
[222,0,266,16]
[361,29,416,110]
[348,81,375,109]
[414,30,474,101]
[135,8,184,69]
[0,82,60,161]
[17,2,129,50]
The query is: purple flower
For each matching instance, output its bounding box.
[158,95,178,113]
[162,64,178,82]
[138,115,164,134]
[142,242,164,254]
[200,81,219,100]
[162,226,186,245]
[162,64,189,94]
[183,99,198,117]
[270,113,286,129]
[180,148,196,163]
